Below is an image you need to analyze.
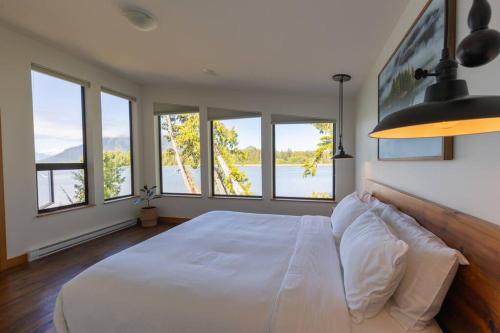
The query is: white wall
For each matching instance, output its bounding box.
[0,25,143,258]
[0,22,357,258]
[142,85,355,218]
[354,0,500,225]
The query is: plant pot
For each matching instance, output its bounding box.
[139,207,158,227]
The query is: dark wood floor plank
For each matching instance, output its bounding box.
[0,223,171,333]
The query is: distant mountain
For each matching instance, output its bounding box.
[41,137,130,163]
[35,153,51,161]
[102,137,131,152]
[41,145,83,163]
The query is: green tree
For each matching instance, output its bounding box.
[312,191,330,199]
[161,115,252,195]
[212,120,252,195]
[302,123,334,177]
[74,150,130,201]
[239,146,261,165]
[73,171,85,203]
[162,115,200,193]
[161,149,176,166]
[102,151,130,199]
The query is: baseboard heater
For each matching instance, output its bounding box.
[27,219,138,261]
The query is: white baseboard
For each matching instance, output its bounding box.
[27,219,138,261]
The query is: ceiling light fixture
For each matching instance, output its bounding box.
[332,74,353,159]
[370,0,500,139]
[121,6,158,32]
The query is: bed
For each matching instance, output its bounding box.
[54,181,500,333]
[53,210,441,333]
[54,211,350,333]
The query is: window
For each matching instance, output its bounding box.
[210,116,262,197]
[158,112,201,195]
[273,122,334,200]
[31,69,88,213]
[101,91,134,200]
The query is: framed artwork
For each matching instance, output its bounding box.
[378,0,455,160]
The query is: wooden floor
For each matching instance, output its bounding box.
[0,223,172,333]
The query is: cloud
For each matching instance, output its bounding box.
[102,127,130,138]
[33,116,83,141]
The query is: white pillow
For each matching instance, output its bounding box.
[359,191,373,204]
[331,192,369,241]
[340,211,409,323]
[375,204,469,330]
[361,192,389,210]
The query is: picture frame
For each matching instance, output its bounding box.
[377,0,456,161]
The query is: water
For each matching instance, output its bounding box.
[37,165,334,209]
[162,167,202,195]
[37,167,133,209]
[162,165,333,198]
[274,165,333,198]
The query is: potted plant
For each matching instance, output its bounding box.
[134,185,161,227]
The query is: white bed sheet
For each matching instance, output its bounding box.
[54,211,351,333]
[351,301,443,333]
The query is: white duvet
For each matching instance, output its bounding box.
[54,211,350,333]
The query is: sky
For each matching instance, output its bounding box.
[222,119,325,151]
[101,92,131,138]
[274,123,325,151]
[32,71,130,159]
[32,71,83,157]
[32,70,327,159]
[219,118,261,149]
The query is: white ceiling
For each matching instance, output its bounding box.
[0,0,409,95]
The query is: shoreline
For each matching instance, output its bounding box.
[162,163,333,167]
[231,163,333,167]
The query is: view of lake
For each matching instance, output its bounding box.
[37,168,133,208]
[37,165,333,207]
[162,165,333,198]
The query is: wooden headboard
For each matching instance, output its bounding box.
[365,180,500,333]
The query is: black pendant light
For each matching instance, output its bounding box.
[370,0,500,139]
[332,74,353,159]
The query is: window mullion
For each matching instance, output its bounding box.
[36,163,86,171]
[49,170,55,204]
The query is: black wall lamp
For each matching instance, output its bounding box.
[332,74,353,159]
[370,0,500,139]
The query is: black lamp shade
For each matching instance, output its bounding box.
[370,95,500,138]
[333,147,353,159]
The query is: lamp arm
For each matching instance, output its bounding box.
[415,48,457,82]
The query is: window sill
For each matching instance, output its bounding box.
[161,194,203,199]
[103,195,138,205]
[36,204,96,218]
[208,195,263,201]
[272,198,336,204]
